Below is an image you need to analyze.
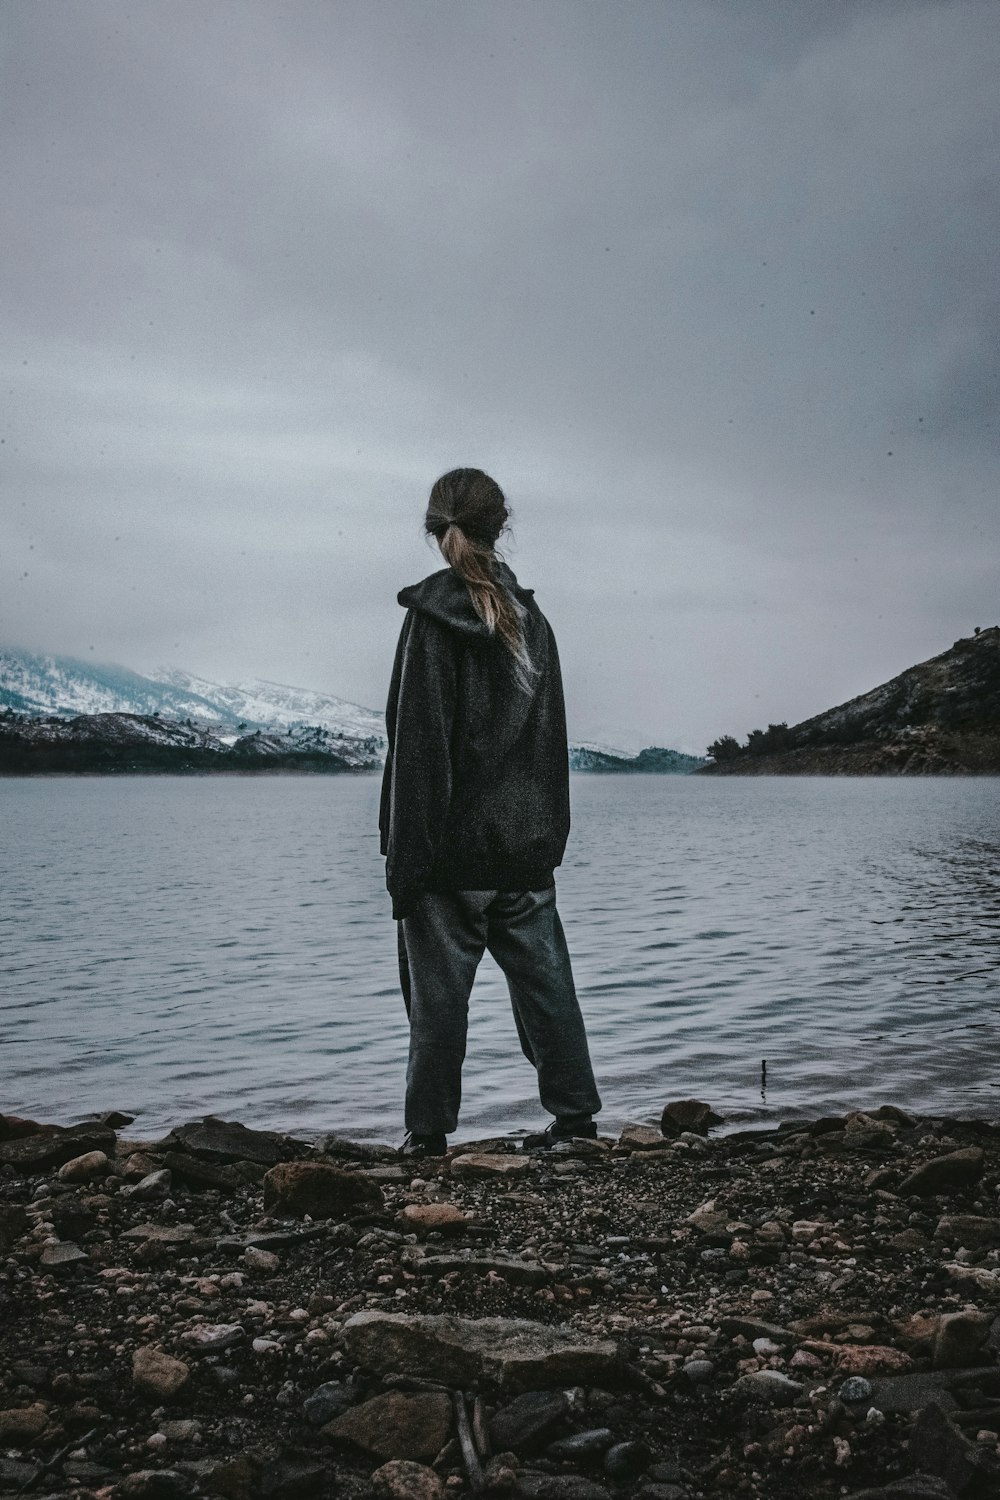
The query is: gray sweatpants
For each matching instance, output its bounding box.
[397,886,602,1136]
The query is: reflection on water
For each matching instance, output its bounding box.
[3,774,999,1141]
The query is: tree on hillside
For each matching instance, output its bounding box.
[747,722,792,755]
[707,734,742,761]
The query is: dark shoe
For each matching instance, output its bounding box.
[522,1117,598,1150]
[398,1130,448,1159]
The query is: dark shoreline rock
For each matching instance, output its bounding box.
[2,1103,1000,1499]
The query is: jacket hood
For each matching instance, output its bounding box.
[397,559,535,638]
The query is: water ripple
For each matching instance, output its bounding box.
[2,774,999,1140]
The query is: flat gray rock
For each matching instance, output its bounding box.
[40,1240,89,1266]
[867,1367,989,1413]
[340,1311,622,1391]
[405,1253,551,1286]
[163,1115,310,1165]
[121,1223,199,1242]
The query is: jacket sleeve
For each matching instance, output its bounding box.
[382,609,459,920]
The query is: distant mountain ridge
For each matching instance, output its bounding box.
[703,626,1000,775]
[0,647,698,774]
[0,649,386,742]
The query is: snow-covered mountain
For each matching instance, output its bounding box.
[1,649,386,745]
[150,668,384,741]
[0,649,241,724]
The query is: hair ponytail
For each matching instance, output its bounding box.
[425,469,539,695]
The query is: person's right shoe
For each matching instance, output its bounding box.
[522,1117,598,1150]
[398,1130,448,1159]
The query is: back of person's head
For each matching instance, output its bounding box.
[424,468,538,694]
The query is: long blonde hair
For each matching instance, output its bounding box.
[424,468,539,695]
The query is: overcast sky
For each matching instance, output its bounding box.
[3,1,998,753]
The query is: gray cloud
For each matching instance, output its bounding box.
[3,0,998,753]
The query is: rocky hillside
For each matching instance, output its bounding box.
[704,627,1000,775]
[569,745,706,774]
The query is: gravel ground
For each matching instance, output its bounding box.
[2,1104,1000,1500]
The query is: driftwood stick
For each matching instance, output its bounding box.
[452,1389,486,1491]
[472,1393,492,1459]
[18,1427,101,1494]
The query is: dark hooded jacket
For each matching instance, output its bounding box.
[379,558,571,920]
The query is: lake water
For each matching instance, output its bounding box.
[4,775,1000,1144]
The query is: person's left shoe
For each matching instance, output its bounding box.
[398,1130,448,1158]
[522,1117,598,1150]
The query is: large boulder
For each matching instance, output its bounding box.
[898,1149,984,1197]
[340,1311,622,1391]
[322,1391,451,1461]
[262,1161,384,1218]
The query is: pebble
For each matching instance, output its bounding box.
[244,1245,279,1272]
[179,1322,245,1354]
[839,1376,874,1404]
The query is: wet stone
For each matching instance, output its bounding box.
[303,1381,356,1425]
[603,1440,651,1480]
[490,1390,571,1451]
[547,1429,614,1460]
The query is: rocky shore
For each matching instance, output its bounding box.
[3,1104,1000,1500]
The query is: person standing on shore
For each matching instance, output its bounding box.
[379,468,602,1159]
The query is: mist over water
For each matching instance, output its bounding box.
[4,775,1000,1143]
